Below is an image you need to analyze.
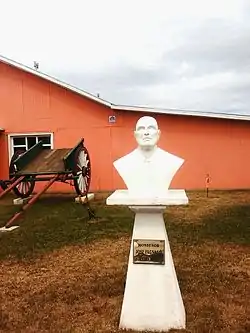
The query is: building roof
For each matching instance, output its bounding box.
[112,104,250,122]
[1,54,250,122]
[0,55,111,107]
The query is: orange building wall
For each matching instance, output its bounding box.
[0,62,114,193]
[111,112,250,190]
[1,61,250,193]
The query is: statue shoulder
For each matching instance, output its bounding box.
[114,149,137,170]
[157,147,184,165]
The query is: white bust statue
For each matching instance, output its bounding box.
[114,116,184,197]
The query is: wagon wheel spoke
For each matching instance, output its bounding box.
[78,175,86,192]
[79,152,87,166]
[25,182,29,193]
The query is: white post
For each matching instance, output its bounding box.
[107,190,188,332]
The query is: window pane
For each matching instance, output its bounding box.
[13,147,26,154]
[27,136,37,149]
[38,136,51,145]
[13,137,25,145]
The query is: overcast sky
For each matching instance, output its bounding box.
[1,0,250,114]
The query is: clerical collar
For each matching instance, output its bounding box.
[136,146,158,162]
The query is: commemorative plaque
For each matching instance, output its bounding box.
[133,239,165,265]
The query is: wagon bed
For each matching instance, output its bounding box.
[17,148,72,175]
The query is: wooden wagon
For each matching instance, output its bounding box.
[0,138,91,228]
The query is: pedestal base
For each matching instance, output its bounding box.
[120,206,185,332]
[106,190,188,332]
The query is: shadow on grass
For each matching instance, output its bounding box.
[0,194,249,261]
[167,204,250,246]
[0,196,133,260]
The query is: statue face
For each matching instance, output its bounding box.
[134,116,160,148]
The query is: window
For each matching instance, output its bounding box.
[9,133,53,160]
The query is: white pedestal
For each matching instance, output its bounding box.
[106,190,189,332]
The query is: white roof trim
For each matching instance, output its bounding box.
[0,54,111,107]
[112,104,250,122]
[0,128,4,131]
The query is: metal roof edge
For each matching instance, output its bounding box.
[0,54,111,107]
[112,104,250,122]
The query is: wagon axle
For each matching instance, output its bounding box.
[1,174,82,185]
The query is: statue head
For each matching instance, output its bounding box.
[134,116,161,149]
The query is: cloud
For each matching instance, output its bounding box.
[0,0,250,114]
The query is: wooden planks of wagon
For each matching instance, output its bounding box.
[0,138,91,229]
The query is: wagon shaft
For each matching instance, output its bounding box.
[4,175,59,229]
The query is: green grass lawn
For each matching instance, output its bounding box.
[0,194,134,260]
[0,191,249,332]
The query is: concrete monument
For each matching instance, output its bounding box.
[113,116,184,197]
[106,116,188,332]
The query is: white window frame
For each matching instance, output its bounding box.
[8,132,54,164]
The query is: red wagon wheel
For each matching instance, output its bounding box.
[9,150,36,198]
[73,145,91,196]
[12,177,36,198]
